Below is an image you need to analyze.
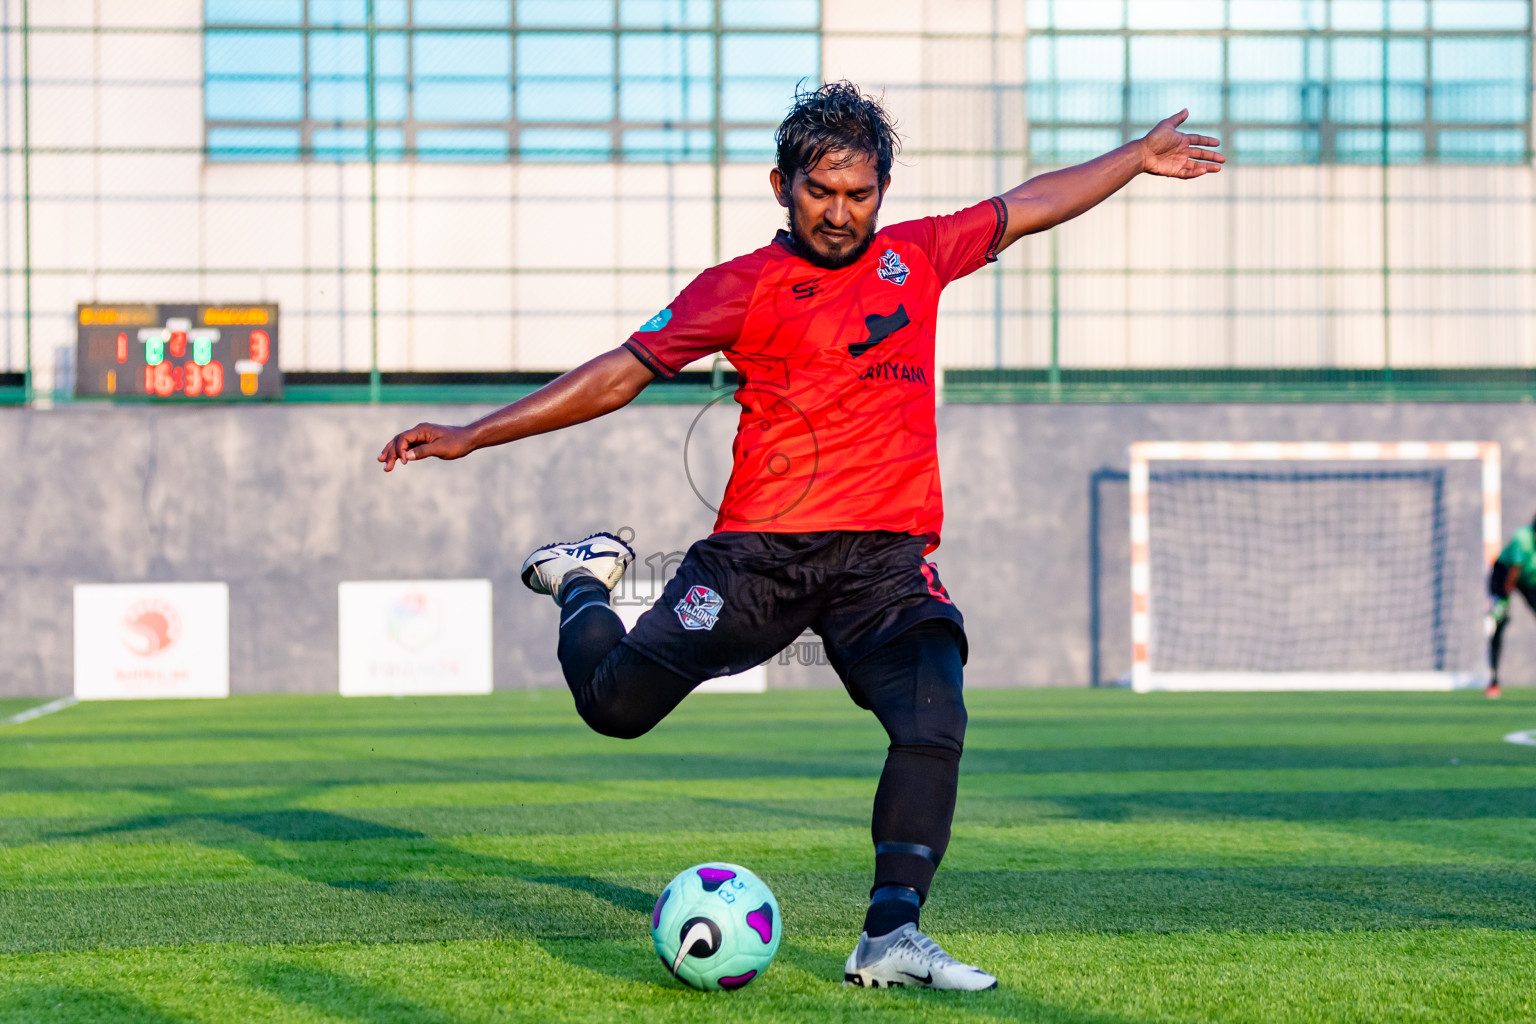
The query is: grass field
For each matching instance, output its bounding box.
[2,688,1535,1023]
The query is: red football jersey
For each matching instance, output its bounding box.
[624,198,1007,552]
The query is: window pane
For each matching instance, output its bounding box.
[723,126,775,160]
[1332,0,1384,28]
[1389,0,1429,29]
[1032,35,1124,82]
[416,82,513,121]
[1432,0,1530,28]
[620,33,714,122]
[415,34,512,122]
[1433,36,1528,81]
[207,127,301,159]
[374,33,407,77]
[1438,128,1526,161]
[721,34,818,121]
[308,0,366,27]
[1335,128,1424,161]
[519,0,614,25]
[1128,37,1222,123]
[205,0,302,24]
[415,34,511,77]
[1232,128,1320,161]
[623,127,713,161]
[206,32,302,75]
[1027,0,1124,29]
[721,0,820,27]
[206,80,303,120]
[520,128,613,160]
[312,127,366,159]
[1433,37,1529,122]
[621,0,715,27]
[1030,127,1122,164]
[309,32,366,77]
[374,81,409,121]
[414,0,511,26]
[1127,0,1224,28]
[1230,38,1318,122]
[416,128,510,160]
[517,34,615,121]
[376,0,408,26]
[320,127,408,160]
[310,82,366,120]
[1229,1,1327,29]
[1028,37,1125,123]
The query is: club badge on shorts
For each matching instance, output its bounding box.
[675,585,723,631]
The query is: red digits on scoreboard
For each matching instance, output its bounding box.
[203,360,224,396]
[116,332,128,364]
[184,363,203,396]
[152,362,175,397]
[169,331,187,359]
[249,330,270,365]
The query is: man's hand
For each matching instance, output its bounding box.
[1141,110,1224,179]
[1490,595,1512,625]
[378,422,475,471]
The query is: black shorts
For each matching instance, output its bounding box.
[620,531,967,684]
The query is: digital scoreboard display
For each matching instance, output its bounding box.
[75,303,281,400]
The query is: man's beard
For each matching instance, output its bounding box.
[786,205,879,270]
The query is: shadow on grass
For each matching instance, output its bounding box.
[0,984,194,1024]
[240,958,460,1024]
[1040,786,1536,822]
[6,740,1534,794]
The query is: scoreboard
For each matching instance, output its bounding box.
[76,303,282,400]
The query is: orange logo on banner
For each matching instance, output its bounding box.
[121,599,182,657]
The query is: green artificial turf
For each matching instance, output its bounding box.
[1,688,1534,1023]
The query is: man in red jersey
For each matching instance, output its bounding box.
[380,83,1222,990]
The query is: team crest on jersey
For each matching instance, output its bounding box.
[675,585,723,631]
[636,308,673,333]
[877,248,910,286]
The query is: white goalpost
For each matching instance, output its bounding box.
[1129,441,1501,693]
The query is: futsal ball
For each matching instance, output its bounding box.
[651,862,781,990]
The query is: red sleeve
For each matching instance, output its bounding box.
[883,197,1008,287]
[623,254,762,378]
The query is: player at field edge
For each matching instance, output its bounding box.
[1486,514,1536,698]
[379,82,1223,990]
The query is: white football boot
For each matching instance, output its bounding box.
[519,532,634,602]
[843,923,997,991]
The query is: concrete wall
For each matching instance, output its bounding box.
[7,399,1536,697]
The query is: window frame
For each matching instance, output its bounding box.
[203,0,822,163]
[1026,0,1534,165]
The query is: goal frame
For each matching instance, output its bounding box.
[1129,441,1501,693]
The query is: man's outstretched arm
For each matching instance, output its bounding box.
[378,347,655,471]
[993,110,1223,254]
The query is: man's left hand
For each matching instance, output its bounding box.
[1141,110,1225,179]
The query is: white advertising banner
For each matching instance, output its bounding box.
[73,582,230,700]
[339,580,493,696]
[612,600,766,694]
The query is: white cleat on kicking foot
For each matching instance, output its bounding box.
[843,923,997,991]
[519,532,634,602]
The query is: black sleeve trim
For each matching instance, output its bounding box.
[623,337,676,379]
[984,196,1008,261]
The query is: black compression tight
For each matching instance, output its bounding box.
[555,576,697,739]
[555,578,966,906]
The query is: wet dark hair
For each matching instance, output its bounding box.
[774,81,900,185]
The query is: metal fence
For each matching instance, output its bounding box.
[4,0,1536,405]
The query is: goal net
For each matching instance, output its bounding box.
[1130,442,1500,692]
